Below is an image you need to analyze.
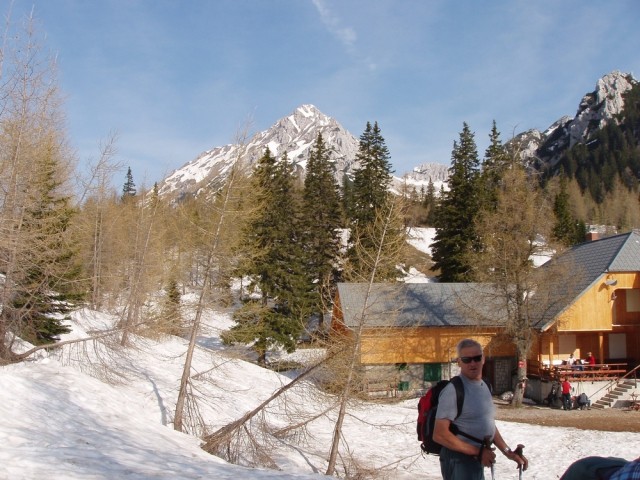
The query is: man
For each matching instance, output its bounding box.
[433,338,528,480]
[586,352,597,367]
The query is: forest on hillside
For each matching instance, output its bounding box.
[1,13,639,370]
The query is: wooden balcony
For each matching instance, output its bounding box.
[528,360,628,382]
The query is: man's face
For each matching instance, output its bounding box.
[457,345,484,380]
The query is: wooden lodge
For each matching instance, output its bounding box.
[331,231,640,399]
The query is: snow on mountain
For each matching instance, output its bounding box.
[159,104,361,200]
[390,162,450,195]
[158,104,447,201]
[159,71,636,202]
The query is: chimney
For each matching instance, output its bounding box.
[586,231,599,242]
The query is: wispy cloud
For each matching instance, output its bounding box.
[311,0,357,53]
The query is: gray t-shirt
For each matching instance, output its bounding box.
[435,375,495,446]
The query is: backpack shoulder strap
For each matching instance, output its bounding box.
[450,376,464,419]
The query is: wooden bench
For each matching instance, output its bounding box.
[366,383,397,397]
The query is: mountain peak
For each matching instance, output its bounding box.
[159,105,360,201]
[520,70,637,168]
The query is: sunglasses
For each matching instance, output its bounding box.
[460,355,483,364]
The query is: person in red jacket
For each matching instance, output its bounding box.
[561,378,572,410]
[586,352,596,368]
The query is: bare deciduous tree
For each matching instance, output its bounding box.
[0,10,79,360]
[326,198,406,475]
[173,129,252,433]
[471,164,574,406]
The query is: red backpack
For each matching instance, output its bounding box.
[417,376,489,455]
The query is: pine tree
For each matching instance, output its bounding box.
[226,149,312,364]
[479,121,510,212]
[423,178,437,226]
[302,133,343,330]
[552,176,586,247]
[349,122,393,227]
[346,121,403,281]
[430,122,481,282]
[11,140,82,344]
[121,167,136,201]
[158,277,182,336]
[340,172,354,219]
[0,17,82,352]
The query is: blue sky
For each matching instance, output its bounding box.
[8,0,640,187]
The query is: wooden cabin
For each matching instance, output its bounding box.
[331,282,518,395]
[532,231,640,379]
[331,231,640,397]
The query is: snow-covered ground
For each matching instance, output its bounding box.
[0,228,630,480]
[1,303,638,480]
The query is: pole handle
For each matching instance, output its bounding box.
[515,444,525,476]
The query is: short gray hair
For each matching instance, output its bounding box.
[456,338,482,357]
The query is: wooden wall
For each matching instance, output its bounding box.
[358,327,514,365]
[332,276,640,370]
[557,273,640,331]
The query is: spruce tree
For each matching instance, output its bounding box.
[158,277,182,336]
[430,122,481,282]
[423,178,437,226]
[121,167,137,200]
[479,121,510,212]
[349,122,393,226]
[302,133,343,330]
[552,176,587,247]
[346,121,404,281]
[227,149,312,364]
[11,142,82,344]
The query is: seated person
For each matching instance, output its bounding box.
[568,353,584,371]
[573,358,585,371]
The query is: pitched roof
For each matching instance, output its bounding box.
[335,282,508,329]
[336,231,640,332]
[534,230,640,330]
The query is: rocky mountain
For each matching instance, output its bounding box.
[159,104,361,200]
[516,71,637,169]
[158,104,446,201]
[391,163,450,194]
[159,71,636,202]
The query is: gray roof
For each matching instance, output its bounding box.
[336,231,640,332]
[335,282,508,329]
[534,230,640,330]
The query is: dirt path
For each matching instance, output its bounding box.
[495,404,640,432]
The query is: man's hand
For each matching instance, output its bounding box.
[508,444,528,471]
[479,445,497,467]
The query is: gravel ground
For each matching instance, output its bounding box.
[495,403,640,432]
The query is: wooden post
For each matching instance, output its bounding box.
[598,332,604,364]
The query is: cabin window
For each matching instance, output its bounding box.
[609,333,627,358]
[423,363,442,381]
[398,381,410,391]
[627,289,640,312]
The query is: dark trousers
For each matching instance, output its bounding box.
[562,393,572,410]
[439,446,484,480]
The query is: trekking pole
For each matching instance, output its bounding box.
[514,444,525,480]
[484,436,495,480]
